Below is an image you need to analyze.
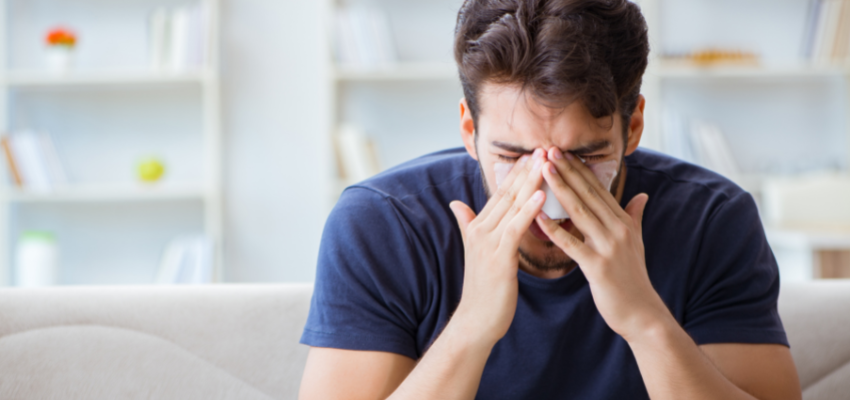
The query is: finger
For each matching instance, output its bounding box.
[549,148,623,227]
[542,162,606,240]
[449,200,476,243]
[482,149,545,230]
[498,190,546,253]
[624,193,649,230]
[535,213,597,266]
[494,152,547,232]
[477,154,531,221]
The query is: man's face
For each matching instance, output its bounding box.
[461,83,640,276]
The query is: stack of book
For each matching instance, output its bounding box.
[662,111,740,181]
[803,0,850,65]
[149,2,211,72]
[1,132,68,193]
[334,6,397,67]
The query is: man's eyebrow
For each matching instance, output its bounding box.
[570,140,611,155]
[492,140,611,155]
[492,141,534,154]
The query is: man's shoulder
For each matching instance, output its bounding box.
[627,148,748,205]
[346,147,482,205]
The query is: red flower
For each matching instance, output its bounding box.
[46,28,77,47]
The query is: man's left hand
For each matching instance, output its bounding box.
[536,147,674,343]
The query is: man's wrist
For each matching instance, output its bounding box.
[445,306,502,355]
[622,309,683,350]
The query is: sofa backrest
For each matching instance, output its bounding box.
[0,284,313,400]
[0,281,848,400]
[779,281,850,400]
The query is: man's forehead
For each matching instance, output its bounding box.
[478,83,619,143]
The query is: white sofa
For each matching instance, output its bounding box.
[0,282,848,400]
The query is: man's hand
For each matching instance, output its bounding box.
[449,148,547,347]
[535,147,669,342]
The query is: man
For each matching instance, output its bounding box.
[299,0,801,399]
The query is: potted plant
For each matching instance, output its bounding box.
[44,27,77,72]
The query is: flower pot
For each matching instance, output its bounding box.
[44,46,75,72]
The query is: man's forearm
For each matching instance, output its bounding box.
[628,314,758,400]
[388,312,494,400]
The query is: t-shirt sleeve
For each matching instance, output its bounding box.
[683,192,789,347]
[300,187,430,360]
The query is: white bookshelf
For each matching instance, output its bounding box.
[333,62,458,82]
[1,69,214,87]
[0,0,223,286]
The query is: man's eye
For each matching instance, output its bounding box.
[580,154,605,161]
[497,154,520,162]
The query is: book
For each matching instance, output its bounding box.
[155,235,214,284]
[1,132,69,192]
[1,137,23,187]
[149,3,211,72]
[335,125,382,185]
[690,121,740,181]
[334,6,397,67]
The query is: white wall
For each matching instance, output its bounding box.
[221,0,331,283]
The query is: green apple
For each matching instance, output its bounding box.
[138,158,165,182]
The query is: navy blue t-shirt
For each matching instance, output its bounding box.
[301,148,787,399]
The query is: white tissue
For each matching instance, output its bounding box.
[494,158,619,220]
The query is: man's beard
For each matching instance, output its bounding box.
[518,245,577,273]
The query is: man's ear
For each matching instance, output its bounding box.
[625,95,646,156]
[459,98,479,161]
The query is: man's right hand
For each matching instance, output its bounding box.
[449,148,547,347]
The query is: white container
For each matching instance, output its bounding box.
[15,231,59,287]
[44,46,74,73]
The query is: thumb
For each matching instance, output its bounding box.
[449,200,476,242]
[624,193,649,229]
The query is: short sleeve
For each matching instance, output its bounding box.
[300,187,430,360]
[683,192,789,347]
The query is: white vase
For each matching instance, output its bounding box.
[15,231,59,287]
[44,46,75,72]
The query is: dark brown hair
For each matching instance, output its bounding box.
[454,0,649,134]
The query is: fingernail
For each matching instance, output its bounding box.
[533,149,544,160]
[533,158,543,171]
[564,152,574,161]
[552,149,563,160]
[532,191,544,203]
[549,164,557,174]
[538,211,550,221]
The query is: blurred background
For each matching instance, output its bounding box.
[1,0,848,287]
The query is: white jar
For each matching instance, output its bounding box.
[15,232,59,288]
[44,46,74,73]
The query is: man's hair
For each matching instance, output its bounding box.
[454,0,649,134]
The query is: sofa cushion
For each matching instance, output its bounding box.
[0,325,274,400]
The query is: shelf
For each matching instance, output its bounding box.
[0,184,208,203]
[333,63,458,82]
[0,69,214,88]
[653,63,849,79]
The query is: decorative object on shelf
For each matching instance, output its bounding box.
[15,231,59,287]
[333,5,397,67]
[662,49,759,67]
[44,27,77,73]
[149,3,210,72]
[137,157,166,183]
[1,132,67,192]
